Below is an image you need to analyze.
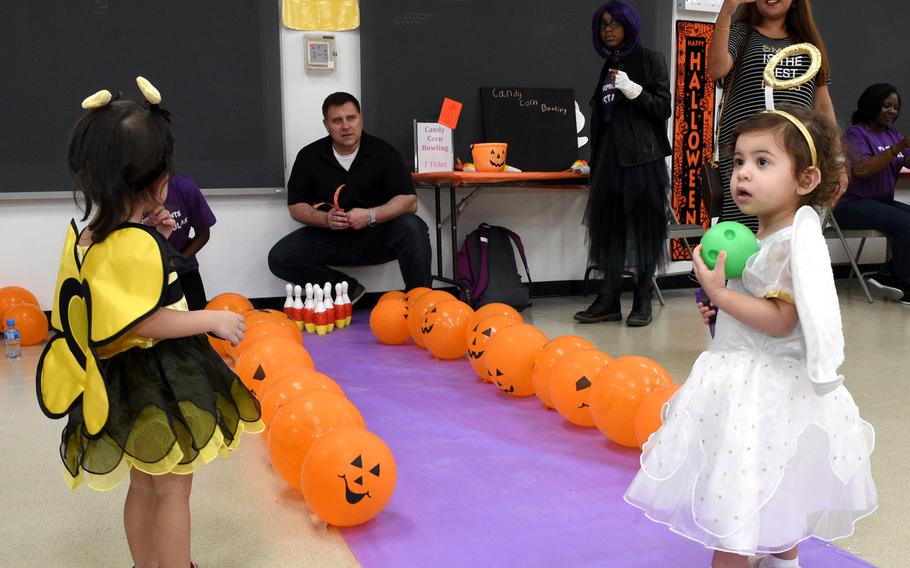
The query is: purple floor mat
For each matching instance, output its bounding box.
[304,322,873,568]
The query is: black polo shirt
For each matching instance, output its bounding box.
[286,132,414,210]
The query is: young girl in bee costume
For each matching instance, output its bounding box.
[36,77,263,568]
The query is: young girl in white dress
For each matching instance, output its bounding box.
[624,106,877,568]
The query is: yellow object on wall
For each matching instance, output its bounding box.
[283,0,360,31]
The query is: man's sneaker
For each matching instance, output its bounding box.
[865,273,904,301]
[348,282,366,306]
[899,285,910,307]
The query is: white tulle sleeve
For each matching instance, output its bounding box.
[742,234,794,304]
[791,206,845,395]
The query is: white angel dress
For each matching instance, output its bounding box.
[624,207,877,555]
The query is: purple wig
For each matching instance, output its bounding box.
[592,1,641,60]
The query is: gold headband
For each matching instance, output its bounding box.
[763,109,817,167]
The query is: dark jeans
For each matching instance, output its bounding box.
[834,198,910,282]
[178,268,208,310]
[267,213,432,291]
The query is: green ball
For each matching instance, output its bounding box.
[700,221,759,279]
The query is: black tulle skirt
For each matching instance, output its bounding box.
[60,334,263,491]
[585,132,669,281]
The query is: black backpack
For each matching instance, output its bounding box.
[456,223,531,310]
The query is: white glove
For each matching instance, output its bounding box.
[612,70,643,100]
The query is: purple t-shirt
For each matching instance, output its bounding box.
[840,123,906,205]
[164,173,216,273]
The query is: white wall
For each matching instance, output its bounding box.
[1,9,899,309]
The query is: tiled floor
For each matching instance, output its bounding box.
[1,286,904,567]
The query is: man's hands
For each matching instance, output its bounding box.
[327,207,372,230]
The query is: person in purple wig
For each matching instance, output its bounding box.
[574,0,672,327]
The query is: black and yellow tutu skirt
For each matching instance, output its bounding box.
[59,334,263,491]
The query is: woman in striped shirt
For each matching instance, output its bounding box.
[707,0,839,231]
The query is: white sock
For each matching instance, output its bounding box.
[761,555,800,568]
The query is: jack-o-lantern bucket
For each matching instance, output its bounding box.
[470,142,508,172]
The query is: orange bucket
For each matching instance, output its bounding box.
[471,142,508,172]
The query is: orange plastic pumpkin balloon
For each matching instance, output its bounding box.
[267,391,365,492]
[244,310,302,338]
[260,370,344,425]
[483,323,548,397]
[205,292,254,314]
[634,383,681,448]
[464,303,522,344]
[465,314,519,381]
[589,355,672,448]
[408,290,455,348]
[228,320,303,362]
[233,336,314,396]
[377,291,406,303]
[4,302,49,346]
[0,286,39,317]
[422,299,474,360]
[549,349,612,427]
[531,336,595,409]
[369,298,410,345]
[301,427,397,526]
[207,334,231,358]
[404,287,432,307]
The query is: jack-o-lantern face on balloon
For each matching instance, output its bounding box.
[466,314,519,381]
[301,428,397,527]
[482,323,548,397]
[422,300,474,360]
[549,348,612,428]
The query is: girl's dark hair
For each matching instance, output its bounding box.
[731,105,843,207]
[67,100,174,242]
[592,1,641,59]
[734,0,830,84]
[851,83,901,125]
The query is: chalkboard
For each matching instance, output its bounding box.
[481,87,577,171]
[362,1,670,171]
[0,1,283,194]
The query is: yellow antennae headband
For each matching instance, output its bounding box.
[763,109,817,167]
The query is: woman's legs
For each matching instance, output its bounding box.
[125,469,194,568]
[711,550,749,567]
[834,198,910,288]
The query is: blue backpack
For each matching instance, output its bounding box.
[456,224,531,311]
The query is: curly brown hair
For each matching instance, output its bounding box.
[730,105,843,207]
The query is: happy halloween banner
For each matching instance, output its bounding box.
[671,20,716,261]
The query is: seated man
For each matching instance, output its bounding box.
[268,92,432,302]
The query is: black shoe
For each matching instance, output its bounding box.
[626,298,652,327]
[574,294,622,323]
[866,273,904,301]
[348,282,367,305]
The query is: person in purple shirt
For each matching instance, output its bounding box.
[164,173,217,310]
[835,83,910,305]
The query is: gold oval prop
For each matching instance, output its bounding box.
[763,42,822,90]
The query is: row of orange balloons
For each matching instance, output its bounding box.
[370,288,680,449]
[206,292,397,527]
[0,286,49,346]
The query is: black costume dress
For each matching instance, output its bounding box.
[586,45,672,294]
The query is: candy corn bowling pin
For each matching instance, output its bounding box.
[314,286,329,336]
[341,281,352,326]
[292,284,305,330]
[334,283,346,329]
[303,283,316,333]
[283,283,295,318]
[323,282,336,332]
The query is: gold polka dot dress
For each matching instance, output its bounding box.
[625,210,877,555]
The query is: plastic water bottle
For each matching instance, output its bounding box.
[4,318,22,360]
